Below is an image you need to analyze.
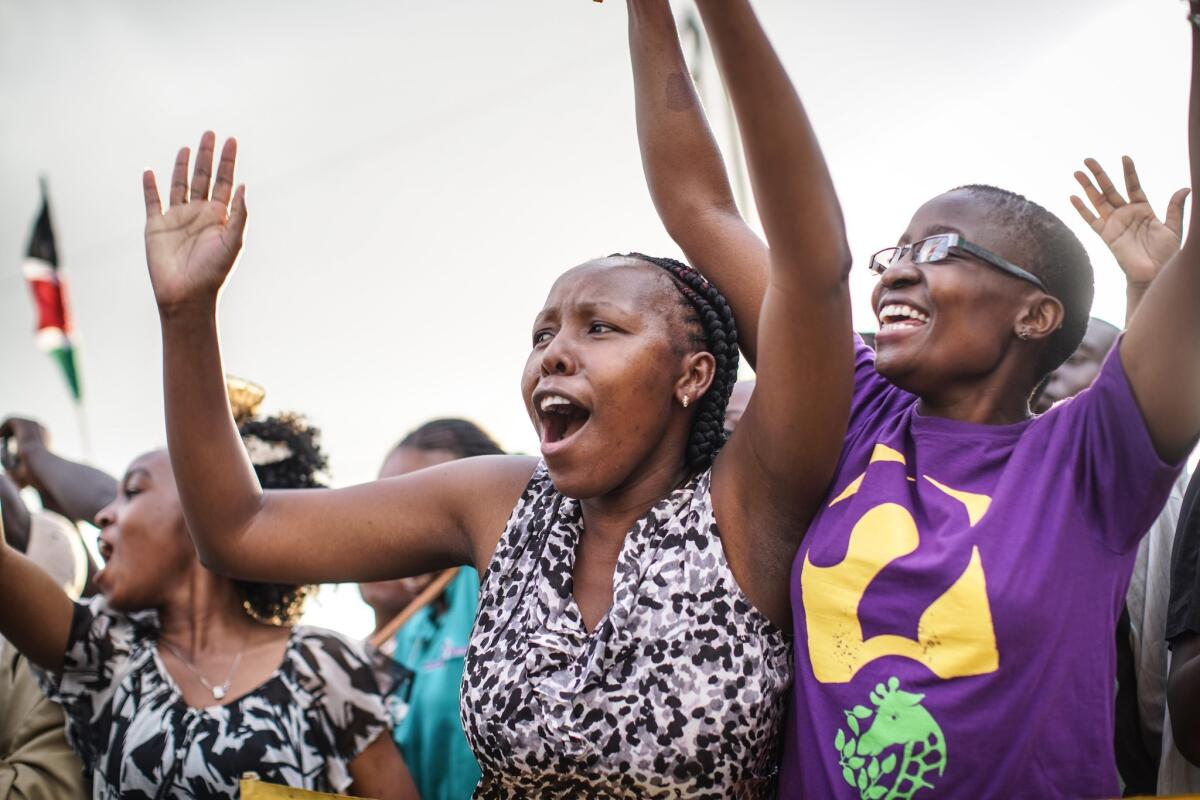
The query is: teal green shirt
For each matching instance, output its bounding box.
[390,568,481,800]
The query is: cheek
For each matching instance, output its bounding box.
[869,280,884,313]
[930,274,1014,335]
[520,357,540,417]
[592,351,676,429]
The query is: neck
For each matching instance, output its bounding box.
[157,564,256,652]
[915,385,1032,425]
[910,353,1036,425]
[579,455,691,555]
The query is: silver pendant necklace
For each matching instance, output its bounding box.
[158,633,247,702]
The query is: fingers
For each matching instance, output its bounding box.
[1070,194,1101,230]
[190,131,216,202]
[1121,155,1150,205]
[226,184,249,249]
[1085,157,1126,209]
[1074,169,1112,218]
[169,147,191,207]
[1166,187,1191,236]
[211,137,238,206]
[143,170,162,218]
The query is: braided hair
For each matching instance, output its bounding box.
[618,253,740,470]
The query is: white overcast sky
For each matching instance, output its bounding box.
[0,0,1191,635]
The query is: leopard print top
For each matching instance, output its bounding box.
[461,463,792,798]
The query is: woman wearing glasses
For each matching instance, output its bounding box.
[627,0,1197,797]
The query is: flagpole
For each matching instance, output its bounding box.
[74,400,93,463]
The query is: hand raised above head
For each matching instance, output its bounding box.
[0,416,48,487]
[1070,156,1189,288]
[143,131,248,315]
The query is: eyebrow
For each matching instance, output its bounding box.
[921,224,964,238]
[575,299,630,314]
[122,467,151,485]
[535,298,631,323]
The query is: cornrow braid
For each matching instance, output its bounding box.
[618,252,740,470]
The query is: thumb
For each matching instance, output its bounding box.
[1166,188,1190,237]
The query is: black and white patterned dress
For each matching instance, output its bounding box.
[35,596,408,799]
[461,463,792,799]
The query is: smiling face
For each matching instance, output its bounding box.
[870,190,1057,399]
[92,450,196,612]
[521,257,714,499]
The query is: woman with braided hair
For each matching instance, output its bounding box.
[137,114,849,790]
[627,0,1200,797]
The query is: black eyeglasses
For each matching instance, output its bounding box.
[869,233,1048,293]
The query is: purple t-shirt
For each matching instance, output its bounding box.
[779,337,1179,799]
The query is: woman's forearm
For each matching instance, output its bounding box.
[628,0,737,228]
[627,0,770,363]
[695,0,851,284]
[160,305,263,572]
[1120,11,1200,462]
[21,447,116,526]
[0,546,75,672]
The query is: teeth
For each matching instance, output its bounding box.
[540,395,571,412]
[878,303,930,324]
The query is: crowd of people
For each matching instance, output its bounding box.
[3,0,1200,797]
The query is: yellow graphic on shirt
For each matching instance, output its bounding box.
[802,444,999,684]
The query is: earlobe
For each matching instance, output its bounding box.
[676,351,717,408]
[1017,295,1065,341]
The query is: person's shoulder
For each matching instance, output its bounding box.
[288,625,409,698]
[78,594,159,640]
[446,454,540,491]
[290,624,367,657]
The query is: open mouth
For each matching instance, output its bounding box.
[537,393,591,448]
[877,302,930,333]
[93,541,114,588]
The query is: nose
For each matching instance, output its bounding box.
[94,501,116,530]
[880,257,923,289]
[540,333,578,377]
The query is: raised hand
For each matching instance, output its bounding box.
[143,131,247,313]
[1071,156,1188,289]
[0,416,49,489]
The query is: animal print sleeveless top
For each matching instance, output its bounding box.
[461,463,792,798]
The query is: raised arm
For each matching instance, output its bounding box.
[0,475,31,555]
[691,0,854,626]
[626,0,769,365]
[144,132,532,586]
[1070,157,1188,325]
[0,500,75,671]
[1,417,117,526]
[1121,11,1200,463]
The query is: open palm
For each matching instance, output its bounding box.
[1071,156,1188,287]
[144,132,247,312]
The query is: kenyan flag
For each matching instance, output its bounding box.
[22,181,81,401]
